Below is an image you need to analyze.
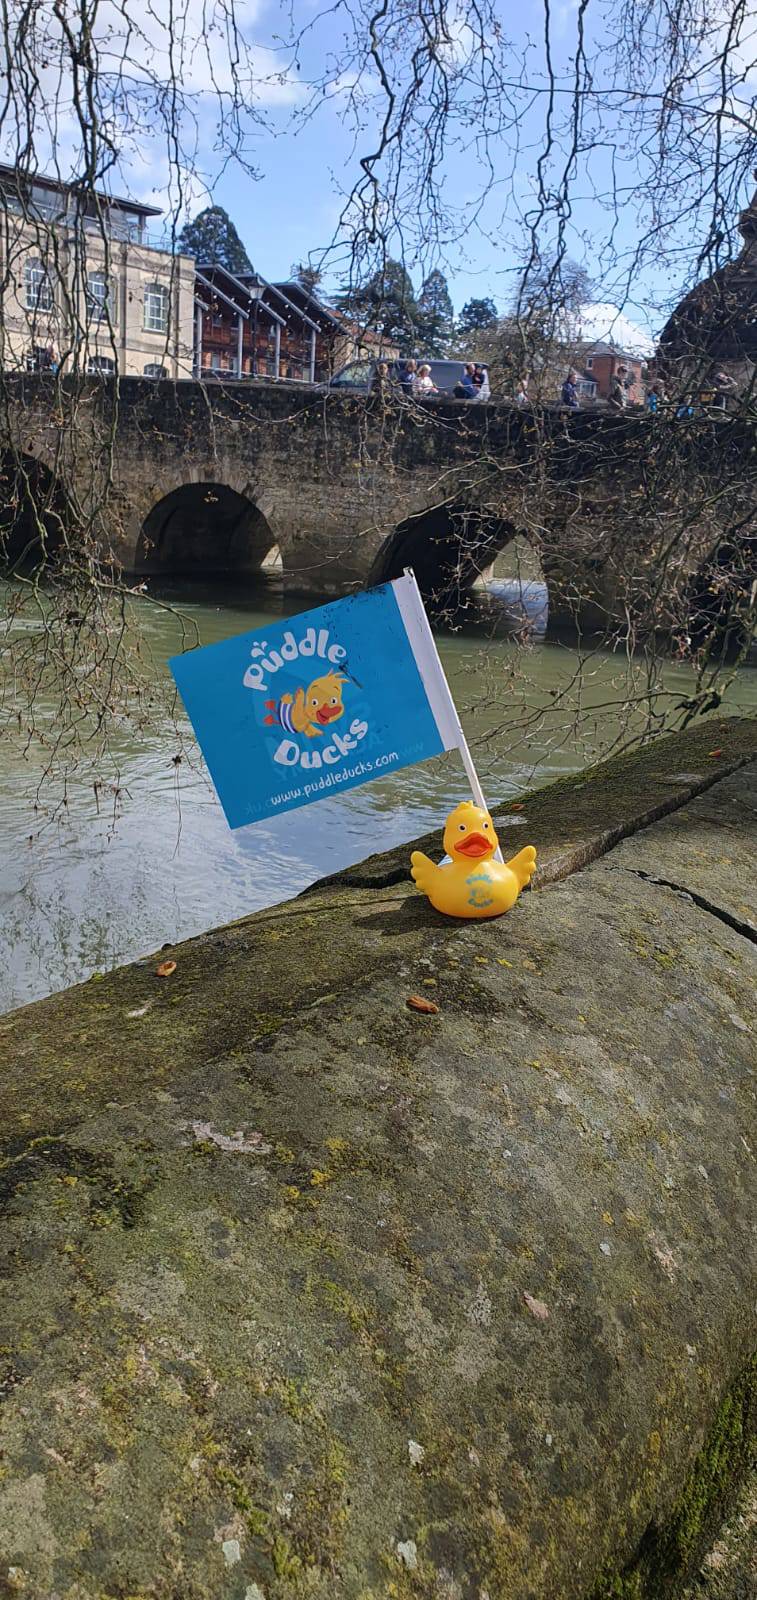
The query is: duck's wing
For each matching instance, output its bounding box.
[410,851,440,896]
[504,844,537,890]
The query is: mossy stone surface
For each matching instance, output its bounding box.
[0,725,755,1598]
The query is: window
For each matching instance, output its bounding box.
[211,310,224,327]
[87,271,117,324]
[87,354,116,375]
[25,258,53,313]
[25,345,55,372]
[144,281,169,333]
[143,362,166,379]
[586,356,593,369]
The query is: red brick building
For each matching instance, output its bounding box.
[576,339,645,402]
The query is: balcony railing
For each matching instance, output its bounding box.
[0,194,178,254]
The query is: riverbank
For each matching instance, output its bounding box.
[1,717,755,1598]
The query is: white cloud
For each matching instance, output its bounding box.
[576,303,655,356]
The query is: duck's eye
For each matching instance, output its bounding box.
[458,823,466,832]
[483,821,489,829]
[330,697,337,705]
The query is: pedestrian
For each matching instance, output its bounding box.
[711,368,736,410]
[472,364,490,401]
[413,363,438,396]
[515,375,529,407]
[561,370,580,409]
[609,365,629,410]
[372,360,391,393]
[675,393,695,420]
[453,362,477,399]
[646,382,665,414]
[399,359,417,394]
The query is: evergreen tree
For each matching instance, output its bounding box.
[178,206,252,274]
[416,269,454,355]
[457,297,499,338]
[337,260,419,353]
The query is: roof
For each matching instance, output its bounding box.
[0,161,162,217]
[575,338,641,361]
[196,264,286,326]
[272,282,342,328]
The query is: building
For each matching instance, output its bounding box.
[0,163,194,379]
[192,271,400,383]
[194,266,346,382]
[575,339,645,401]
[656,174,757,393]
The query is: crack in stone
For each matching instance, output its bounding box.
[621,866,757,946]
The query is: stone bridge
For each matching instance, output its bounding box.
[2,375,751,631]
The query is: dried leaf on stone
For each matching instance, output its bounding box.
[523,1291,549,1321]
[407,994,439,1015]
[707,748,723,758]
[155,960,177,977]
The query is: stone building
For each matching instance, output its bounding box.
[656,174,757,392]
[0,163,194,379]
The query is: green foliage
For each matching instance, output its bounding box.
[336,259,420,354]
[178,205,253,274]
[589,1357,756,1599]
[416,268,454,355]
[457,296,499,337]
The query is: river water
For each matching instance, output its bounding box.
[2,575,755,1014]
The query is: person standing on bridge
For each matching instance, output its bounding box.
[561,370,580,409]
[472,364,490,401]
[399,359,417,394]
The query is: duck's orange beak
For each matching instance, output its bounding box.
[315,703,342,724]
[454,832,492,859]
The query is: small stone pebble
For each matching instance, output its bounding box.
[397,1539,418,1570]
[600,1241,612,1256]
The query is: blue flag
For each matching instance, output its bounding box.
[169,574,461,829]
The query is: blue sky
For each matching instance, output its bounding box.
[181,0,755,337]
[13,0,757,337]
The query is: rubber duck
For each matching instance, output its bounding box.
[410,801,537,919]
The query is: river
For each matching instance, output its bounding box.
[2,574,755,1014]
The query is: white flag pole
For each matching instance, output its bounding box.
[395,567,504,862]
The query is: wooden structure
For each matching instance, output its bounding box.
[194,266,342,383]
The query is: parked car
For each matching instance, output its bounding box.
[328,357,487,396]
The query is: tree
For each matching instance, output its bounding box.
[178,207,252,274]
[290,261,324,295]
[416,269,454,355]
[337,260,419,353]
[457,297,499,338]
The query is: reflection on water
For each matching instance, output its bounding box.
[2,575,755,1013]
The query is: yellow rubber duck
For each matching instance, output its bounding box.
[410,801,537,919]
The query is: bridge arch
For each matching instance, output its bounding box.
[368,504,535,612]
[0,450,68,574]
[135,478,282,580]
